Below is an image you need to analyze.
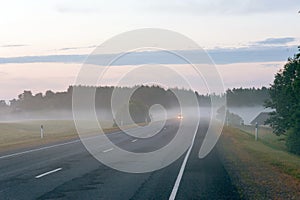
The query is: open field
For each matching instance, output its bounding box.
[0,120,113,152]
[235,124,287,151]
[0,119,151,153]
[218,126,300,199]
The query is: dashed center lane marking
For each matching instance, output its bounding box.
[35,168,62,179]
[131,139,138,143]
[103,148,114,153]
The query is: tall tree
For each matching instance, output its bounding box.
[265,47,300,154]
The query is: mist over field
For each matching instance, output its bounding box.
[0,86,271,127]
[228,106,273,125]
[0,106,271,126]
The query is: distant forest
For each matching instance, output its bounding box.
[0,85,270,119]
[226,87,270,107]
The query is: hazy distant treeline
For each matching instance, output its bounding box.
[0,85,270,120]
[226,87,270,107]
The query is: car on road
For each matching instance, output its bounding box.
[177,114,183,120]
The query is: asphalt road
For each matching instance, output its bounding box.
[0,119,240,200]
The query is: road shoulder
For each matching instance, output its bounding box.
[218,126,300,199]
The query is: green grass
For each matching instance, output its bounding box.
[0,120,113,152]
[223,126,300,181]
[0,119,149,152]
[235,124,287,151]
[218,126,300,199]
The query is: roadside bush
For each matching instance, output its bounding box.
[286,129,300,155]
[286,110,300,154]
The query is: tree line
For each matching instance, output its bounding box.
[226,87,270,107]
[0,85,270,119]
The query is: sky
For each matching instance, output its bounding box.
[0,0,300,100]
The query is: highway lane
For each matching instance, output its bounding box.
[0,119,239,199]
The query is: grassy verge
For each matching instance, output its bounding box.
[0,120,118,153]
[0,119,150,153]
[218,126,300,199]
[235,124,286,151]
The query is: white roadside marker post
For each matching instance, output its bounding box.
[255,122,258,141]
[41,125,44,139]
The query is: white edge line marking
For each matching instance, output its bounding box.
[35,168,62,179]
[131,139,138,143]
[169,131,197,200]
[0,140,80,160]
[103,148,114,153]
[0,131,123,160]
